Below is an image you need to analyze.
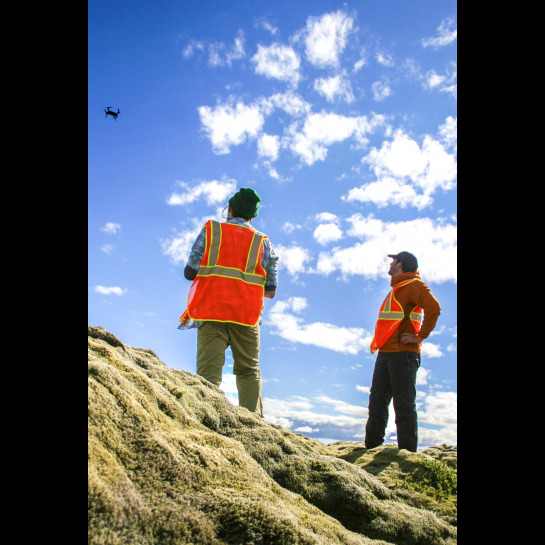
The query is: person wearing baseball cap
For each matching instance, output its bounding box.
[178,187,278,418]
[387,251,418,273]
[365,251,441,452]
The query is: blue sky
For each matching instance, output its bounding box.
[88,0,457,448]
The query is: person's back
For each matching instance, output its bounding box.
[178,188,278,417]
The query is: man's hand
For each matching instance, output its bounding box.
[399,332,420,344]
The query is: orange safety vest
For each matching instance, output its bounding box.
[180,220,268,327]
[369,278,423,354]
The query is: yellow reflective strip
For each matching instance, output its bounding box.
[197,265,265,286]
[378,311,405,320]
[208,221,221,266]
[245,233,263,274]
[410,311,423,322]
[189,316,261,327]
[382,291,393,312]
[389,279,418,313]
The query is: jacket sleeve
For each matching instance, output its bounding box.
[414,283,441,340]
[185,227,207,274]
[262,239,279,292]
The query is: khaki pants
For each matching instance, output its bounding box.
[196,321,263,417]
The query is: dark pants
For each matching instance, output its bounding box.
[365,351,420,452]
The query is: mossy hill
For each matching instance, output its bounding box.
[88,325,457,545]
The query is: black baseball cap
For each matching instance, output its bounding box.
[388,251,418,272]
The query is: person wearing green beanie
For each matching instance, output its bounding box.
[228,187,261,220]
[179,187,279,418]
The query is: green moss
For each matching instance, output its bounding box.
[88,325,457,545]
[397,458,457,500]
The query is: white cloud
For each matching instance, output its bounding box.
[285,112,385,165]
[314,395,367,417]
[438,116,457,151]
[421,18,457,49]
[295,426,320,433]
[219,374,238,394]
[183,31,245,67]
[251,43,301,86]
[371,80,392,102]
[267,91,311,117]
[186,30,246,67]
[313,223,343,246]
[425,70,446,89]
[196,89,389,165]
[418,391,457,428]
[263,389,456,445]
[365,130,428,178]
[281,222,302,235]
[417,425,457,447]
[198,98,266,154]
[94,285,126,296]
[255,20,278,35]
[288,296,308,313]
[316,212,340,224]
[161,214,218,265]
[101,244,114,255]
[267,415,295,428]
[257,133,280,161]
[313,72,354,103]
[183,40,204,58]
[344,176,432,209]
[100,222,121,235]
[274,244,313,278]
[313,213,457,284]
[227,30,246,64]
[276,395,315,411]
[303,10,355,67]
[264,396,363,431]
[416,367,431,386]
[402,58,422,81]
[266,297,373,355]
[421,343,444,358]
[353,49,367,72]
[264,164,281,179]
[166,177,237,207]
[161,227,201,266]
[344,125,456,209]
[375,52,394,67]
[423,62,457,98]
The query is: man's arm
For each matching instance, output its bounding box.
[400,282,441,344]
[264,288,276,299]
[184,227,207,281]
[415,288,441,341]
[262,239,278,299]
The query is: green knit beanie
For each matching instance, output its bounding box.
[228,187,261,219]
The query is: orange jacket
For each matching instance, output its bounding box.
[180,220,267,326]
[370,278,423,354]
[371,272,441,354]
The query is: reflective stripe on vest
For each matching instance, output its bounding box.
[181,220,267,326]
[369,278,423,354]
[196,265,265,285]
